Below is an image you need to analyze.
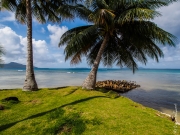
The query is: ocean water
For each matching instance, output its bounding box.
[0,68,180,122]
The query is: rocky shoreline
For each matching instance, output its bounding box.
[96,80,140,93]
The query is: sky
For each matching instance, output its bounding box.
[0,1,180,69]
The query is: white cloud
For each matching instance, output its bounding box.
[52,54,64,63]
[142,43,180,68]
[40,27,45,33]
[0,1,180,69]
[0,27,24,63]
[141,1,180,68]
[0,26,65,67]
[0,11,15,22]
[47,24,68,46]
[161,43,180,62]
[154,1,180,35]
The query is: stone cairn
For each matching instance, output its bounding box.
[96,80,140,93]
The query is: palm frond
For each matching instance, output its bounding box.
[2,0,80,24]
[74,4,93,22]
[119,21,176,46]
[110,0,177,11]
[86,39,103,66]
[58,0,177,72]
[116,8,160,24]
[89,8,114,28]
[59,25,93,46]
[15,1,26,24]
[2,0,18,11]
[60,25,101,64]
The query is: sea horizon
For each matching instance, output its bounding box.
[1,67,180,69]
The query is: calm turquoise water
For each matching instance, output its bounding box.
[0,68,180,122]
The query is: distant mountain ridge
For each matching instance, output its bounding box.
[1,62,38,69]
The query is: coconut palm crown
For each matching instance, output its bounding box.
[2,0,79,91]
[59,0,177,89]
[2,0,79,24]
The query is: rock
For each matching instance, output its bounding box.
[2,97,19,102]
[0,105,4,110]
[171,115,176,122]
[96,80,140,93]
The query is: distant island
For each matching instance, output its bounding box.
[0,62,38,69]
[0,62,145,69]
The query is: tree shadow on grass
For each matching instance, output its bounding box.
[63,87,79,97]
[48,86,68,90]
[42,108,87,135]
[0,96,106,133]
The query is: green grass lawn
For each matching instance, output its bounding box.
[0,87,179,135]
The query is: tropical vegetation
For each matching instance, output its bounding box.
[59,0,177,89]
[2,0,79,91]
[0,87,179,135]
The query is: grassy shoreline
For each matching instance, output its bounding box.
[0,87,179,135]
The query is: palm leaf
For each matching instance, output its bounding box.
[60,25,100,64]
[59,0,176,72]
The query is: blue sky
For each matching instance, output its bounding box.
[0,1,180,68]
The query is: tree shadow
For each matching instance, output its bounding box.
[48,86,79,97]
[48,86,68,90]
[63,87,79,97]
[43,108,87,135]
[0,96,106,133]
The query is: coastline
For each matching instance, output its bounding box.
[0,87,179,134]
[0,86,179,125]
[157,110,180,125]
[0,68,180,125]
[122,87,180,124]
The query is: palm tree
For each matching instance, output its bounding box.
[2,0,78,91]
[59,0,177,89]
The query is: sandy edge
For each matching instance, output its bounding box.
[159,112,180,125]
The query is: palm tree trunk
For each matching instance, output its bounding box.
[82,33,109,89]
[23,0,38,91]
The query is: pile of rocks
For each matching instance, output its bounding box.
[96,80,140,93]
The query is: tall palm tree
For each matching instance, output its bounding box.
[59,0,177,89]
[2,0,78,91]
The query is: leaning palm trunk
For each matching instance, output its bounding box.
[60,0,176,90]
[23,0,38,91]
[82,33,109,89]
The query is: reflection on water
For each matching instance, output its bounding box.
[0,68,180,122]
